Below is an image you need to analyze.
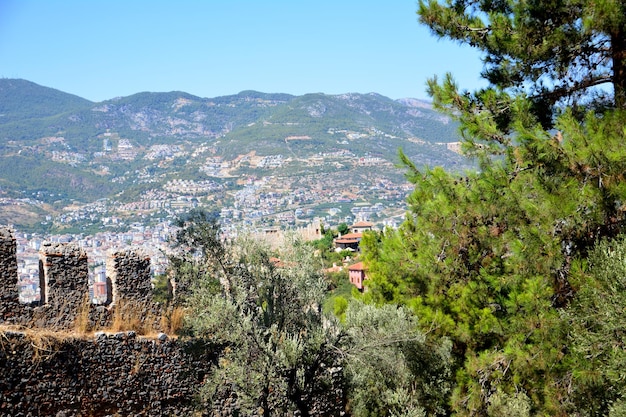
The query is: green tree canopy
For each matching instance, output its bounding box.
[360,1,626,415]
[419,0,626,149]
[170,211,455,416]
[565,235,626,415]
[342,301,453,417]
[178,227,343,416]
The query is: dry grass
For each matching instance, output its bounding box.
[3,299,187,349]
[160,306,187,335]
[26,330,64,362]
[107,300,162,335]
[0,302,188,363]
[105,300,187,337]
[0,324,77,363]
[73,293,92,334]
[100,302,186,336]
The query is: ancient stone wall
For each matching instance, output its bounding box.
[38,241,90,329]
[107,249,153,306]
[0,330,214,416]
[0,226,164,331]
[0,226,214,416]
[0,227,20,322]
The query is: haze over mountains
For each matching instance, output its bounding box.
[0,79,471,233]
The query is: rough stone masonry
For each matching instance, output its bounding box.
[0,226,345,416]
[0,330,214,416]
[0,226,215,415]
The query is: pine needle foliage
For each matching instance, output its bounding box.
[364,107,626,415]
[360,1,626,414]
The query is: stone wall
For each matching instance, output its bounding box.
[0,330,214,416]
[0,227,20,322]
[0,226,164,331]
[107,249,153,306]
[0,226,214,416]
[39,241,90,329]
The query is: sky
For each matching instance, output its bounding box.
[0,0,486,103]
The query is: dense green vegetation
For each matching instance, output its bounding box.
[168,210,451,416]
[358,1,626,415]
[0,78,93,123]
[165,2,626,410]
[0,155,118,201]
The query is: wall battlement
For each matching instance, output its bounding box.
[0,226,346,416]
[0,226,165,331]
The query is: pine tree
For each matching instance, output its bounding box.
[419,0,626,151]
[361,2,626,415]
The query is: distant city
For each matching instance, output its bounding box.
[1,80,471,303]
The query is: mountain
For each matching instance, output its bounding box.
[0,79,93,123]
[0,80,454,152]
[0,79,470,232]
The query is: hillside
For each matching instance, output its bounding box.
[0,79,94,123]
[0,79,472,233]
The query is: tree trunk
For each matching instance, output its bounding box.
[612,29,626,110]
[287,368,311,417]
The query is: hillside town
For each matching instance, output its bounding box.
[3,141,416,227]
[3,132,423,304]
[11,215,379,304]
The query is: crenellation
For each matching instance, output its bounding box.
[0,226,21,322]
[39,241,90,329]
[106,249,153,306]
[0,227,169,331]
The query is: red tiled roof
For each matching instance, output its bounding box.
[334,232,362,244]
[348,261,367,271]
[352,221,374,228]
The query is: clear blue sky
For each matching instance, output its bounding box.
[0,0,486,103]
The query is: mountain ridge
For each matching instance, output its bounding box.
[0,78,469,233]
[0,79,438,143]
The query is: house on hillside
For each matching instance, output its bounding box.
[350,220,374,234]
[348,262,367,291]
[334,221,375,252]
[325,263,343,274]
[334,232,362,252]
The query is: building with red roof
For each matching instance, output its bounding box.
[348,262,368,291]
[334,232,362,251]
[351,221,374,234]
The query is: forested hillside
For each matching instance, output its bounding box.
[0,79,470,232]
[0,78,93,123]
[0,79,459,157]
